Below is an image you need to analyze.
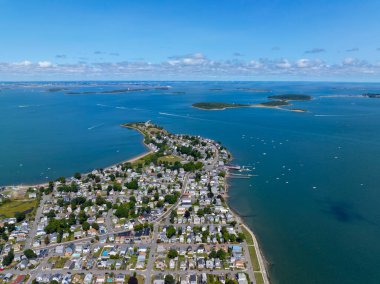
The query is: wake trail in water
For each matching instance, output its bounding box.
[314,113,375,117]
[314,114,349,117]
[88,123,105,130]
[18,104,40,108]
[158,112,217,122]
[96,103,144,111]
[96,103,113,108]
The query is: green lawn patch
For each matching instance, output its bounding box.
[157,155,182,164]
[254,272,265,284]
[49,256,68,269]
[248,246,260,271]
[241,226,260,271]
[0,199,37,218]
[241,226,254,245]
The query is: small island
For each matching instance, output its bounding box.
[362,93,380,98]
[257,100,290,107]
[267,94,312,101]
[256,93,312,112]
[192,102,253,110]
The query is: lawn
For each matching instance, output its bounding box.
[248,245,261,272]
[241,226,260,271]
[148,127,166,134]
[49,256,68,269]
[241,226,254,246]
[132,153,156,165]
[254,272,264,284]
[0,199,37,218]
[157,155,182,164]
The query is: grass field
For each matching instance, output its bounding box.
[49,256,69,269]
[241,226,260,271]
[254,272,265,284]
[148,127,166,134]
[157,155,182,164]
[132,153,156,165]
[0,199,37,218]
[242,226,254,245]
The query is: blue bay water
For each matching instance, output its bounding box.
[1,82,380,283]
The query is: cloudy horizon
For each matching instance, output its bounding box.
[1,0,380,81]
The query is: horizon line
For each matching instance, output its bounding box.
[2,79,380,84]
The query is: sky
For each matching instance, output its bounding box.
[1,0,380,81]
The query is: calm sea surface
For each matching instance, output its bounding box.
[1,81,380,284]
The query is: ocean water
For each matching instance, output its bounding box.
[1,81,380,284]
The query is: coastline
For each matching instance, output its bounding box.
[4,123,271,284]
[193,104,307,113]
[224,174,271,284]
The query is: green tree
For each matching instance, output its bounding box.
[169,211,177,223]
[165,274,175,284]
[128,276,138,284]
[236,232,246,242]
[15,211,26,222]
[164,194,177,204]
[2,249,14,266]
[24,249,37,259]
[216,248,226,260]
[209,249,217,259]
[92,222,99,230]
[229,234,236,242]
[184,210,190,219]
[166,225,176,238]
[82,221,90,231]
[167,248,178,259]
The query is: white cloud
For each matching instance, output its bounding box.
[296,59,311,68]
[276,59,291,69]
[12,60,32,66]
[343,57,357,65]
[38,61,52,68]
[167,53,206,66]
[1,54,380,80]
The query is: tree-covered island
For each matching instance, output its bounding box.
[192,102,253,110]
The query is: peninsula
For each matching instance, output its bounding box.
[0,122,269,284]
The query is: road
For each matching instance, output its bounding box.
[25,195,47,249]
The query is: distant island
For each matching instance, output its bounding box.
[257,94,312,111]
[192,102,253,110]
[258,100,290,107]
[237,88,272,93]
[363,93,380,98]
[65,86,171,95]
[267,94,312,101]
[193,95,311,113]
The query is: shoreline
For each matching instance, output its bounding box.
[3,123,271,284]
[224,174,271,284]
[193,104,307,113]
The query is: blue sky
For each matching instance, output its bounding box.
[1,0,380,81]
